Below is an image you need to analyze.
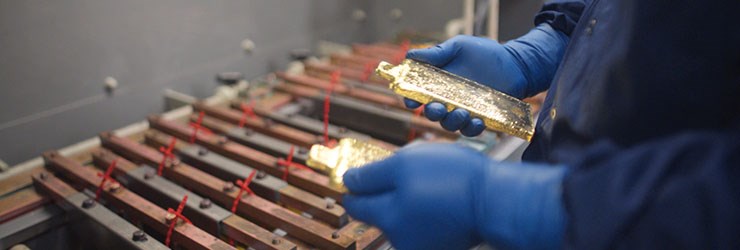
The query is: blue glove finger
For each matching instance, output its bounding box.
[403,98,422,109]
[343,193,395,229]
[440,108,471,131]
[405,37,459,67]
[344,157,398,195]
[460,118,486,137]
[424,102,448,121]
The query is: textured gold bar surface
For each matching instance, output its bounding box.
[307,138,393,191]
[376,59,534,141]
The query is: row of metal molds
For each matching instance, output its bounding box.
[0,41,538,249]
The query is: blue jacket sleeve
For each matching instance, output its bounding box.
[534,0,589,36]
[564,132,740,249]
[561,0,740,248]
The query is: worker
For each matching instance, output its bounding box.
[342,0,740,249]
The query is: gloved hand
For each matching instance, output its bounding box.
[405,24,569,137]
[343,143,568,250]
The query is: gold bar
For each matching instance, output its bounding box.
[376,59,535,141]
[307,138,393,191]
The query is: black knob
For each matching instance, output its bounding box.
[198,147,209,156]
[199,199,212,209]
[289,49,312,61]
[132,230,148,242]
[256,171,267,180]
[81,199,96,209]
[216,72,244,86]
[297,147,308,155]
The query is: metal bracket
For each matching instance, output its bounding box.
[126,165,232,235]
[177,145,287,202]
[64,192,169,250]
[225,128,309,164]
[0,205,64,249]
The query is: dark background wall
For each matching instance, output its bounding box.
[0,0,542,166]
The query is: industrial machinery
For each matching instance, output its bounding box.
[0,42,532,249]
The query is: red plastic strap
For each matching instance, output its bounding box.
[407,104,425,142]
[323,71,341,145]
[95,159,118,201]
[322,94,332,145]
[392,52,406,64]
[400,39,411,52]
[230,170,257,213]
[278,146,314,181]
[330,70,342,86]
[165,195,191,247]
[325,139,338,148]
[188,111,213,143]
[157,137,177,176]
[281,146,295,180]
[238,101,258,128]
[393,39,411,64]
[278,160,315,181]
[361,61,378,82]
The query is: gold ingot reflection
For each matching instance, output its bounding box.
[306,138,393,191]
[376,59,535,141]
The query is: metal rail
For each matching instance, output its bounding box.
[98,133,357,250]
[43,151,234,250]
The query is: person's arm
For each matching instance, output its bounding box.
[342,143,569,250]
[565,132,740,248]
[404,0,589,137]
[507,0,590,96]
[535,0,589,37]
[562,0,740,247]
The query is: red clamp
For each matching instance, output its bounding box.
[165,195,191,247]
[323,71,341,145]
[188,111,213,143]
[238,101,258,128]
[230,169,257,213]
[158,136,177,176]
[407,104,425,142]
[278,146,314,181]
[95,159,118,201]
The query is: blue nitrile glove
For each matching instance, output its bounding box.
[343,143,568,250]
[405,24,569,137]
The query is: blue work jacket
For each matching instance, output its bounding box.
[522,0,740,248]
